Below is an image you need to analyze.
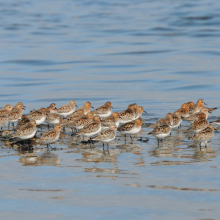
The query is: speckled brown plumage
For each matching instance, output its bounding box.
[92,127,116,140]
[16,115,31,130]
[190,125,214,140]
[148,124,170,135]
[188,113,208,132]
[57,100,76,114]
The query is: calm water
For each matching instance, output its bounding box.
[1,0,220,219]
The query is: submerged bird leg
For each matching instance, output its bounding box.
[103,143,105,151]
[157,139,160,147]
[130,136,133,143]
[205,141,207,150]
[12,123,14,128]
[8,123,10,130]
[180,124,181,129]
[170,132,171,136]
[63,127,65,132]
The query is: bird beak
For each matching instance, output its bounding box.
[144,111,147,113]
[55,107,57,110]
[204,103,208,106]
[75,105,78,107]
[22,106,26,110]
[208,110,212,113]
[91,106,94,109]
[119,116,122,119]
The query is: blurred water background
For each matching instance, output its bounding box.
[1,0,220,219]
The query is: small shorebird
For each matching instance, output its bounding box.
[170,112,182,129]
[119,104,136,124]
[12,119,37,141]
[77,116,101,141]
[61,109,84,126]
[149,113,172,128]
[39,124,62,148]
[76,102,93,115]
[189,125,214,148]
[46,103,57,113]
[101,112,120,129]
[188,113,208,133]
[189,99,206,115]
[66,112,94,133]
[92,125,117,149]
[16,115,31,130]
[184,108,210,124]
[148,123,171,147]
[8,102,25,127]
[45,113,63,126]
[173,103,190,118]
[118,118,143,142]
[0,104,13,115]
[57,100,77,117]
[28,108,47,125]
[136,106,147,119]
[92,102,112,119]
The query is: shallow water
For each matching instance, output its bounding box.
[1,0,220,219]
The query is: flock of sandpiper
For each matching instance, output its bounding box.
[0,99,219,149]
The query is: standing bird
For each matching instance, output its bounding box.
[184,108,210,124]
[136,106,147,119]
[12,119,37,141]
[148,124,171,147]
[92,102,112,119]
[118,118,143,143]
[173,103,190,118]
[57,100,77,117]
[77,116,101,141]
[16,115,31,130]
[189,125,214,148]
[27,108,47,125]
[66,112,94,133]
[189,99,206,115]
[61,109,84,126]
[170,112,182,129]
[101,112,120,129]
[76,101,93,115]
[45,113,63,127]
[8,102,25,127]
[92,125,117,150]
[188,113,209,133]
[0,104,13,115]
[119,104,136,124]
[149,113,172,128]
[39,124,63,148]
[46,103,57,113]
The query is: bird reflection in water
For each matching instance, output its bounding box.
[18,150,60,166]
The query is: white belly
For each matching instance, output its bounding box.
[36,116,46,125]
[58,109,75,118]
[120,126,141,135]
[96,111,112,119]
[19,130,36,140]
[81,126,101,137]
[9,119,19,123]
[45,118,60,125]
[153,133,170,139]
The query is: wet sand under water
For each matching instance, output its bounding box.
[0,116,220,220]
